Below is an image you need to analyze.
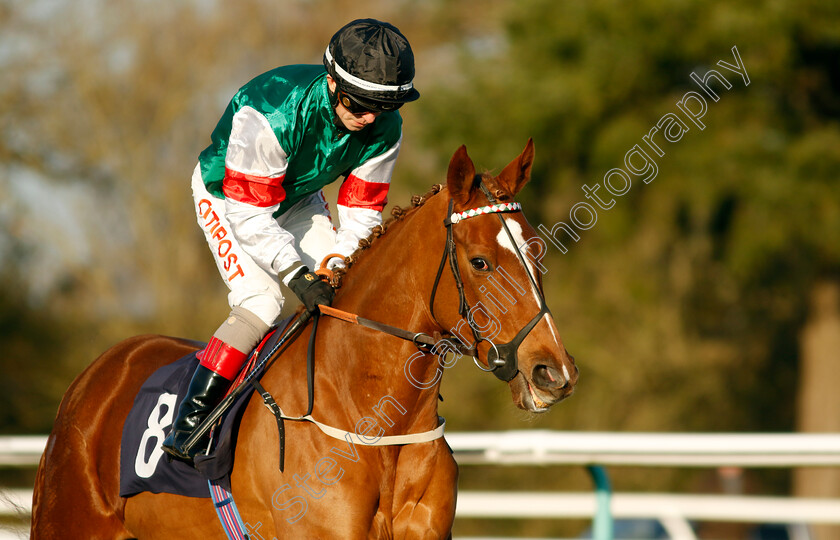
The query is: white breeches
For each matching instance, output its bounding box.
[190,165,337,327]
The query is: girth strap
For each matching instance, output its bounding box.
[252,378,286,472]
[254,307,446,471]
[251,385,446,447]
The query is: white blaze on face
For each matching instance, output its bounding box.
[496,217,541,306]
[496,217,565,353]
[546,313,570,379]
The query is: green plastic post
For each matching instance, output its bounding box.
[587,465,613,540]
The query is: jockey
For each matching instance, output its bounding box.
[162,19,419,462]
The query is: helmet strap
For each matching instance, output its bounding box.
[327,80,340,108]
[326,82,352,133]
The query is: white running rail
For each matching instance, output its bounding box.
[4,431,840,538]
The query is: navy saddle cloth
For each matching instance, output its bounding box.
[119,328,284,498]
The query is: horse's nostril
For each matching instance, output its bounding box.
[532,364,567,389]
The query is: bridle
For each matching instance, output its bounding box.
[180,182,553,458]
[429,178,552,382]
[286,179,553,383]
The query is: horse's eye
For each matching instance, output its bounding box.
[470,257,491,272]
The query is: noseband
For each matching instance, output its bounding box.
[429,179,551,382]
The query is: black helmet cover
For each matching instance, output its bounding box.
[324,18,420,105]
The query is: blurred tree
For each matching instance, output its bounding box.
[423,1,840,529]
[0,262,74,434]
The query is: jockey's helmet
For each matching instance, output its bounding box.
[324,19,419,112]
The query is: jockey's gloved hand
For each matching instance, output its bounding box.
[285,266,335,313]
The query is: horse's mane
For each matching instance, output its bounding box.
[331,183,446,289]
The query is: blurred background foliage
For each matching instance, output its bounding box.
[1,0,839,537]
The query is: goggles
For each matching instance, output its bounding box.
[337,89,402,115]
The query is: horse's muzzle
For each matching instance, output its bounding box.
[531,364,569,391]
[513,355,578,411]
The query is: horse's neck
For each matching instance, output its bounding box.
[273,195,449,433]
[336,198,445,331]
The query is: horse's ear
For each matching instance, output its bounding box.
[495,138,535,197]
[447,145,477,206]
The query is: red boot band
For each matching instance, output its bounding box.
[197,337,249,381]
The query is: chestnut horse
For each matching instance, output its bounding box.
[31,140,578,539]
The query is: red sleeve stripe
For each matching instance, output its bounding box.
[337,175,389,211]
[223,168,286,207]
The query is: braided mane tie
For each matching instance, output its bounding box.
[448,202,522,224]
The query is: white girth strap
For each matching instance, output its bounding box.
[281,411,446,446]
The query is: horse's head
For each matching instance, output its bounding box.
[437,139,578,412]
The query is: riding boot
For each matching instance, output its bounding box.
[161,337,248,463]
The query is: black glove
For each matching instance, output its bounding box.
[287,266,335,313]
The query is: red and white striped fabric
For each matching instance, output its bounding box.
[333,137,401,259]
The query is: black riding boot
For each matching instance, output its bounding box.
[161,364,231,463]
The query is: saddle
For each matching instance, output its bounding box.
[118,321,290,498]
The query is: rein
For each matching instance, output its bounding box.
[317,305,438,348]
[318,180,552,382]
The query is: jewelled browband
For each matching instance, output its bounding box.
[448,202,522,224]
